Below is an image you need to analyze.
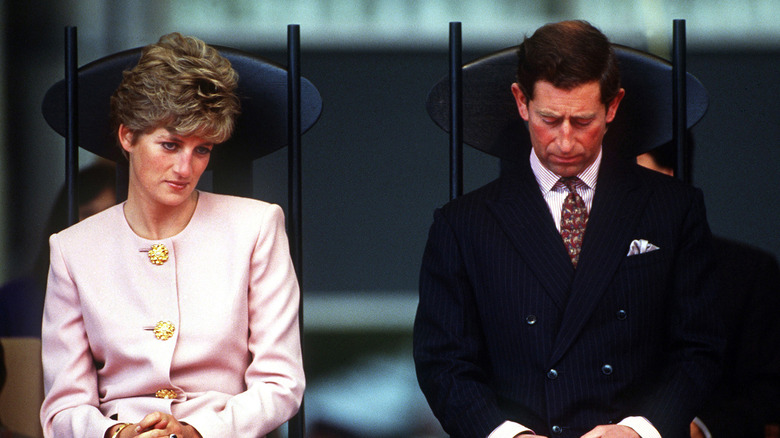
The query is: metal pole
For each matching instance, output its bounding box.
[65,26,79,225]
[449,22,463,200]
[672,19,688,183]
[287,23,305,438]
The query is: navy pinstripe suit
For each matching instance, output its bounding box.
[413,147,724,438]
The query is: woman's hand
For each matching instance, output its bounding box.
[109,412,202,438]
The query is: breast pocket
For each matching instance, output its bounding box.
[622,247,666,270]
[613,247,673,324]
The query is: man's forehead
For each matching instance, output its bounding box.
[533,80,602,95]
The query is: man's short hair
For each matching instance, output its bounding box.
[516,20,621,106]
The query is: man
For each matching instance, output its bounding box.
[413,21,724,438]
[639,145,780,438]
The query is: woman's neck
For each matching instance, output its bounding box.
[123,191,199,240]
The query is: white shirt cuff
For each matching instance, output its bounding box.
[692,417,712,438]
[618,416,662,438]
[488,421,534,438]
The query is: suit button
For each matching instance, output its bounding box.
[552,425,563,434]
[526,315,537,325]
[155,389,177,399]
[616,309,627,320]
[547,369,558,379]
[602,364,613,375]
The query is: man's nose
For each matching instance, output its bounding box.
[557,121,574,152]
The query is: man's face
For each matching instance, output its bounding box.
[512,80,624,177]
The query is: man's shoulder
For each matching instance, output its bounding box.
[614,157,702,200]
[438,177,505,214]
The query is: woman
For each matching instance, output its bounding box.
[40,33,304,438]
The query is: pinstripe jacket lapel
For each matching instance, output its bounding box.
[487,159,575,311]
[549,151,651,365]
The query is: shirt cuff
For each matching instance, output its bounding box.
[618,416,662,438]
[488,421,534,438]
[692,417,712,438]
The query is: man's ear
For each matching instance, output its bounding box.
[511,83,530,121]
[605,88,625,123]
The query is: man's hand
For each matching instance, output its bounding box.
[580,425,640,438]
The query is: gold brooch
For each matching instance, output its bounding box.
[147,244,169,265]
[153,320,175,340]
[155,388,177,399]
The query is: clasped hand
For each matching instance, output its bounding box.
[518,424,640,438]
[109,412,202,438]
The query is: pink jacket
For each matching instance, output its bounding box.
[40,192,304,437]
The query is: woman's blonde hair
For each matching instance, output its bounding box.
[110,32,240,145]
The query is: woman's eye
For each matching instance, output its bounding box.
[195,146,212,155]
[161,142,177,151]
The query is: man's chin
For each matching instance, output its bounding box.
[550,165,583,178]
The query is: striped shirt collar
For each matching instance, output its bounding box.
[529,147,602,193]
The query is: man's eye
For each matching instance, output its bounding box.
[574,120,593,127]
[542,118,559,125]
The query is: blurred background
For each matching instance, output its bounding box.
[1,1,778,436]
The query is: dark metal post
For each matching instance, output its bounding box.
[287,23,305,438]
[672,19,688,183]
[65,26,79,225]
[449,22,463,200]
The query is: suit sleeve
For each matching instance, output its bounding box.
[413,208,509,438]
[40,234,117,437]
[639,189,725,436]
[182,204,304,437]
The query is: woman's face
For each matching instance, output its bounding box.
[119,125,213,209]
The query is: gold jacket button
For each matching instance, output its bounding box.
[147,243,169,265]
[155,389,177,399]
[153,321,175,340]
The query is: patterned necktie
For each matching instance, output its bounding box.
[559,177,588,268]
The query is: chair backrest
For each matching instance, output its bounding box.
[41,35,322,200]
[426,22,708,198]
[0,337,44,438]
[39,26,321,438]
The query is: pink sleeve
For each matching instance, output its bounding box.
[40,234,116,438]
[183,204,305,436]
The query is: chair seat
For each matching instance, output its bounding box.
[0,337,44,438]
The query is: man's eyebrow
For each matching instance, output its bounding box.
[536,109,561,118]
[535,109,597,119]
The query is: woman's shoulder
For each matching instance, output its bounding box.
[196,192,285,224]
[199,191,279,211]
[52,203,124,243]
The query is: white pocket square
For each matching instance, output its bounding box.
[627,239,660,256]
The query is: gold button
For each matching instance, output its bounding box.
[153,321,175,341]
[148,244,169,265]
[155,389,177,399]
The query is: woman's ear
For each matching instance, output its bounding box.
[118,124,134,154]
